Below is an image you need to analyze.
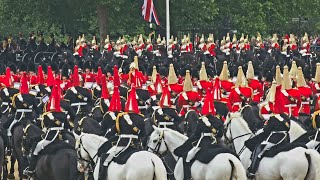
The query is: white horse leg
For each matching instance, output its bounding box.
[93,160,100,180]
[174,159,184,180]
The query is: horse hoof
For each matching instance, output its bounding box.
[7,174,15,179]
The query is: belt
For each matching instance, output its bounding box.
[119,134,138,139]
[138,105,148,109]
[158,122,174,126]
[284,104,297,107]
[301,101,310,105]
[233,102,241,106]
[49,127,64,131]
[71,102,88,106]
[2,102,10,106]
[16,109,33,113]
[202,133,214,137]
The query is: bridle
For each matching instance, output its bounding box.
[147,130,169,158]
[76,135,98,171]
[224,115,253,156]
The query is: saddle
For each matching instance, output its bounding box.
[39,140,74,156]
[112,147,140,165]
[191,144,239,164]
[263,143,307,158]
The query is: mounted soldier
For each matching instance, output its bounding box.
[196,62,212,98]
[98,85,145,180]
[177,70,201,116]
[245,112,290,178]
[296,67,312,122]
[228,66,253,112]
[152,84,182,131]
[4,73,38,146]
[64,65,92,117]
[280,66,299,117]
[174,88,224,180]
[24,84,69,175]
[246,61,263,103]
[219,61,234,104]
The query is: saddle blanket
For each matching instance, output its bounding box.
[263,143,307,158]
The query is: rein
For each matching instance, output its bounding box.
[76,135,98,170]
[224,116,253,156]
[147,130,169,158]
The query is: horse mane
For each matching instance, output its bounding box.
[290,116,308,131]
[240,105,260,132]
[82,133,108,145]
[162,128,188,141]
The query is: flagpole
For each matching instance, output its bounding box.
[166,0,170,47]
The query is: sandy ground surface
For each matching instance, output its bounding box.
[4,156,19,180]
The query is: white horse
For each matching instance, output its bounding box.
[74,132,167,180]
[224,112,320,180]
[148,126,247,180]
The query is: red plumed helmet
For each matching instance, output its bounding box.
[96,66,103,85]
[202,89,215,116]
[101,75,110,99]
[125,85,140,113]
[212,77,222,101]
[108,86,122,112]
[46,66,55,87]
[5,67,12,87]
[37,65,45,84]
[20,72,29,94]
[73,65,80,87]
[47,85,62,112]
[159,84,171,107]
[113,65,120,87]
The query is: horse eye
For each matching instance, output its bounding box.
[153,139,157,143]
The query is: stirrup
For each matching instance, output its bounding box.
[5,147,11,156]
[246,171,255,179]
[23,167,35,176]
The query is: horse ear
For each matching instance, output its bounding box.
[73,131,80,140]
[152,125,159,131]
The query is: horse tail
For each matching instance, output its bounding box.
[304,149,320,180]
[68,151,78,180]
[228,155,246,180]
[151,156,167,180]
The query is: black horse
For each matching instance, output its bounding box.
[21,124,78,180]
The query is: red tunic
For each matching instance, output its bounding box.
[297,86,312,115]
[280,88,300,117]
[228,87,253,112]
[248,79,263,103]
[177,91,201,116]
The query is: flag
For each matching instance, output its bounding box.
[142,0,160,25]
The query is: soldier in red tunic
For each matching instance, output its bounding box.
[168,64,183,97]
[300,33,311,57]
[280,66,299,117]
[296,67,312,121]
[313,64,320,111]
[228,66,253,112]
[247,61,263,103]
[177,70,201,116]
[289,61,298,87]
[196,62,212,98]
[259,80,278,120]
[219,61,234,102]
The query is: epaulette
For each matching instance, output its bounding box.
[11,93,20,108]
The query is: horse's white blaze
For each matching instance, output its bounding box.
[75,132,167,180]
[149,126,247,180]
[225,113,320,180]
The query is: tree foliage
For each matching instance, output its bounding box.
[0,0,319,41]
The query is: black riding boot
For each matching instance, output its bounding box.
[98,153,107,180]
[247,144,264,179]
[24,154,38,176]
[183,158,192,180]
